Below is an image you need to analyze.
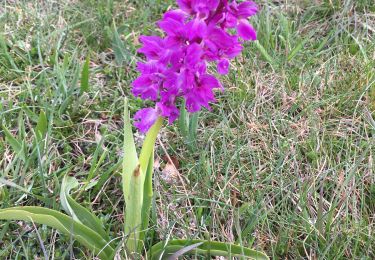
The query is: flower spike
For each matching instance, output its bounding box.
[132,0,258,133]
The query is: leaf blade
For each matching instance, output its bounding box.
[1,125,25,160]
[80,55,90,94]
[36,110,48,138]
[148,239,268,260]
[60,175,110,242]
[0,207,114,259]
[138,150,155,250]
[122,98,142,252]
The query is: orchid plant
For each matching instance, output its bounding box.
[0,1,268,259]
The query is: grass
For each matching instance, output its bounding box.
[0,0,374,258]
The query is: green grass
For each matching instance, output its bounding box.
[1,0,374,258]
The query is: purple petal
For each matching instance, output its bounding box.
[185,42,203,68]
[225,43,243,58]
[186,18,207,41]
[185,95,202,112]
[178,68,195,92]
[200,74,221,90]
[161,73,180,100]
[134,108,160,133]
[136,61,158,74]
[132,76,159,101]
[185,74,221,112]
[237,1,258,18]
[217,59,230,75]
[191,0,219,18]
[163,10,187,23]
[206,27,237,49]
[207,0,220,10]
[224,12,238,28]
[237,19,257,40]
[192,0,219,11]
[177,0,192,13]
[157,102,180,123]
[170,49,185,69]
[138,36,165,59]
[157,18,184,36]
[165,36,184,48]
[132,75,152,89]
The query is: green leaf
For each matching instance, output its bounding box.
[122,98,163,253]
[254,40,274,66]
[167,242,204,260]
[178,100,189,138]
[0,207,114,259]
[122,98,142,253]
[60,175,110,242]
[148,239,269,260]
[86,138,107,184]
[36,110,48,139]
[122,98,139,197]
[287,38,308,62]
[93,161,121,195]
[0,35,19,71]
[112,24,129,66]
[1,125,25,160]
[138,150,154,249]
[0,177,53,205]
[80,55,90,94]
[188,112,199,146]
[135,117,162,251]
[21,105,40,123]
[139,117,163,174]
[60,175,79,220]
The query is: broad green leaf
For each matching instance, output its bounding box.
[254,40,274,66]
[0,207,114,259]
[122,98,142,253]
[21,105,39,123]
[139,117,163,174]
[35,110,48,152]
[167,242,204,260]
[1,125,25,160]
[138,150,155,249]
[123,98,163,253]
[93,161,121,194]
[122,98,139,197]
[188,112,199,146]
[178,100,189,138]
[0,177,53,204]
[36,110,48,138]
[60,175,110,242]
[287,38,308,62]
[86,138,107,184]
[134,117,162,252]
[148,239,269,260]
[80,55,90,94]
[60,175,79,220]
[112,24,128,66]
[0,35,19,71]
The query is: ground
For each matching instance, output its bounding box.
[0,0,374,259]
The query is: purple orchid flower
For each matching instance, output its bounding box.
[132,0,258,133]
